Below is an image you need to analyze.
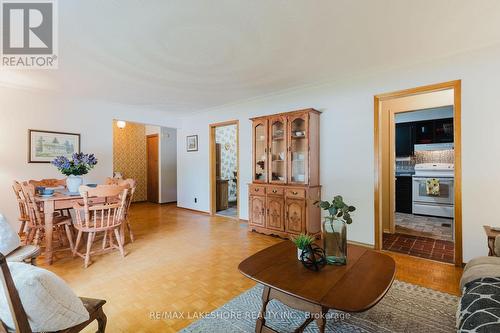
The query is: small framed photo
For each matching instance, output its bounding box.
[186,135,198,152]
[28,129,81,163]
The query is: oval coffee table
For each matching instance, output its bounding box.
[238,241,396,332]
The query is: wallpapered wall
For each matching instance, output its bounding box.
[113,121,147,201]
[216,125,237,202]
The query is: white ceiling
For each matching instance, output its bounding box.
[3,0,500,115]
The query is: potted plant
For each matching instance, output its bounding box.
[315,196,355,265]
[292,233,315,260]
[52,153,98,193]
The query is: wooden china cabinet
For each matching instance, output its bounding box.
[249,108,321,239]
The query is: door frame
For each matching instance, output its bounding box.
[374,80,462,266]
[146,133,160,203]
[209,120,240,219]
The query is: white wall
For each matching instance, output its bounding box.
[126,124,177,203]
[0,88,180,228]
[177,43,500,262]
[161,127,177,203]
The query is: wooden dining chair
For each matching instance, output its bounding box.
[28,178,66,188]
[12,181,31,238]
[28,178,73,217]
[19,182,74,251]
[0,253,107,333]
[72,185,129,268]
[104,178,136,243]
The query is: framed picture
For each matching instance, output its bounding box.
[28,129,81,163]
[186,135,198,152]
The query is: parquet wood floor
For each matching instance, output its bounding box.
[39,203,462,332]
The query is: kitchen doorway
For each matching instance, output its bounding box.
[209,120,239,219]
[374,80,462,266]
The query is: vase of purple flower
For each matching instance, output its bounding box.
[52,153,98,193]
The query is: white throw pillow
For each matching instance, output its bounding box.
[0,262,89,331]
[0,213,20,256]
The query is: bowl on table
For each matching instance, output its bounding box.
[86,184,98,188]
[40,189,55,197]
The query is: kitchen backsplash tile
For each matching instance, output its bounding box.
[415,149,454,164]
[396,149,454,172]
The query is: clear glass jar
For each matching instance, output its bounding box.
[322,218,347,265]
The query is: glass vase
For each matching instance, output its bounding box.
[322,218,347,265]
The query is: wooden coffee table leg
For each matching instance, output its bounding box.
[256,286,271,333]
[294,316,314,333]
[313,306,328,333]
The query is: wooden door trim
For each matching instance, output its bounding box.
[209,120,239,219]
[146,134,159,203]
[374,80,462,266]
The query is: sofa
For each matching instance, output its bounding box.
[458,256,500,332]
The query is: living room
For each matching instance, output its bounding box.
[1,1,500,332]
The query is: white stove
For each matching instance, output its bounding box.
[412,163,454,220]
[414,163,454,178]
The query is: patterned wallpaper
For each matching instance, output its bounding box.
[113,121,147,201]
[216,125,237,202]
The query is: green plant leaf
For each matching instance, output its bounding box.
[319,201,331,210]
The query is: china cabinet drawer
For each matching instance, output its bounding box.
[267,186,284,196]
[286,188,306,199]
[249,185,266,196]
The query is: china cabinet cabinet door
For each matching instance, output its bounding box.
[285,199,306,234]
[287,113,309,184]
[268,116,287,184]
[249,196,266,227]
[266,196,285,231]
[253,119,268,183]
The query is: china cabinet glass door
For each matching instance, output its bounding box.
[253,120,267,182]
[288,114,308,184]
[269,117,287,183]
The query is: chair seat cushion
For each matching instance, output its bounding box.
[0,213,20,256]
[0,262,89,332]
[6,245,40,262]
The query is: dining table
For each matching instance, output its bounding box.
[34,189,117,265]
[35,190,84,265]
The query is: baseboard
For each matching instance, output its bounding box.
[347,240,375,249]
[160,201,177,205]
[176,206,210,215]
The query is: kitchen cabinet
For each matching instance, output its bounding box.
[396,123,414,157]
[248,108,321,239]
[434,118,454,143]
[395,176,412,214]
[396,117,454,156]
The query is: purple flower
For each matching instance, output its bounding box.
[51,153,98,176]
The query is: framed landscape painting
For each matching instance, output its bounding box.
[186,135,198,152]
[28,129,80,163]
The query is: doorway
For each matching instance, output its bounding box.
[374,80,462,266]
[147,134,159,203]
[112,120,177,204]
[209,120,239,219]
